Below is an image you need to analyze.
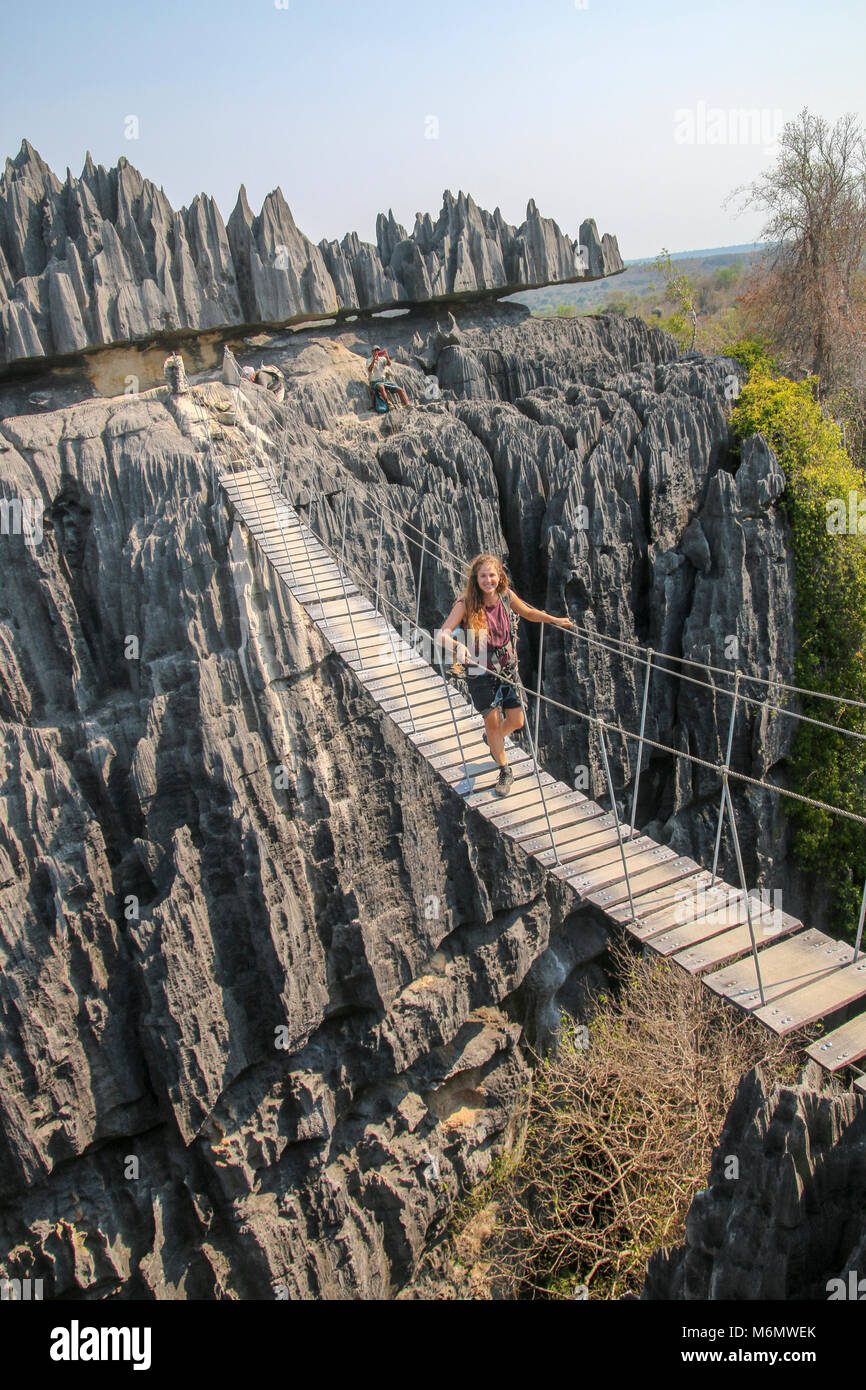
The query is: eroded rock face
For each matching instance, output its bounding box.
[642,1065,866,1300]
[0,142,623,364]
[0,306,801,1297]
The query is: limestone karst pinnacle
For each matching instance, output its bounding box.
[0,141,624,364]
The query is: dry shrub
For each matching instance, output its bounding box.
[447,945,802,1300]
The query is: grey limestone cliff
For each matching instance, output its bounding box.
[0,304,806,1297]
[0,141,623,365]
[643,1064,866,1300]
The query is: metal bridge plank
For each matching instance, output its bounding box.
[510,800,628,846]
[402,706,477,737]
[485,785,589,831]
[325,626,392,648]
[305,596,378,620]
[367,668,444,697]
[490,793,593,841]
[526,825,620,871]
[449,754,536,793]
[806,1013,866,1073]
[702,929,854,1011]
[413,729,488,762]
[616,880,738,938]
[537,822,645,875]
[293,583,359,605]
[464,771,561,811]
[409,724,483,760]
[378,688,455,720]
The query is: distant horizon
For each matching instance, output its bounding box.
[2,136,772,269]
[2,0,863,266]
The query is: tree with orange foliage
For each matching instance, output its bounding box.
[727,108,866,456]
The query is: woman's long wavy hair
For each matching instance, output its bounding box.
[463,553,508,634]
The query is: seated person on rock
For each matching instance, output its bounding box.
[368,345,410,411]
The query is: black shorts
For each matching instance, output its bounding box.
[466,671,522,717]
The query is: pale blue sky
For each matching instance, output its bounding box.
[2,0,864,259]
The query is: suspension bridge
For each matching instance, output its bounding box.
[187,376,866,1095]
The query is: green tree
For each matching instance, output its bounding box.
[653,249,698,348]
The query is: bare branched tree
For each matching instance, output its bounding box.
[727,107,866,394]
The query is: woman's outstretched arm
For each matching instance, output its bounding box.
[437,599,471,662]
[508,590,573,630]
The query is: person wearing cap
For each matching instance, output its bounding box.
[367,346,409,410]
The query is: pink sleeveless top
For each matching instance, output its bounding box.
[483,593,511,650]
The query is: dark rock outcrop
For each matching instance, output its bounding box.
[643,1065,866,1300]
[0,142,624,365]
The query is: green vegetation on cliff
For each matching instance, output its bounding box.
[727,341,866,933]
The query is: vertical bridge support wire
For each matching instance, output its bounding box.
[438,657,471,794]
[374,512,385,615]
[629,647,653,836]
[516,670,561,868]
[533,621,545,754]
[339,486,365,670]
[711,670,741,888]
[723,777,767,1007]
[362,498,416,736]
[415,531,427,631]
[599,723,637,927]
[854,877,866,964]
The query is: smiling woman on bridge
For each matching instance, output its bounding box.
[437,554,574,797]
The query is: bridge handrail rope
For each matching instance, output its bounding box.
[572,625,866,744]
[189,381,866,982]
[193,378,866,715]
[271,453,866,831]
[289,455,866,748]
[253,397,866,727]
[187,384,866,817]
[316,436,866,708]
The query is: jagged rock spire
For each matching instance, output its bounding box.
[0,145,624,364]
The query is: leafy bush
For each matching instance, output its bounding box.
[722,336,778,376]
[728,346,866,932]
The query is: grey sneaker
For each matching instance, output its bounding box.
[494,764,514,797]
